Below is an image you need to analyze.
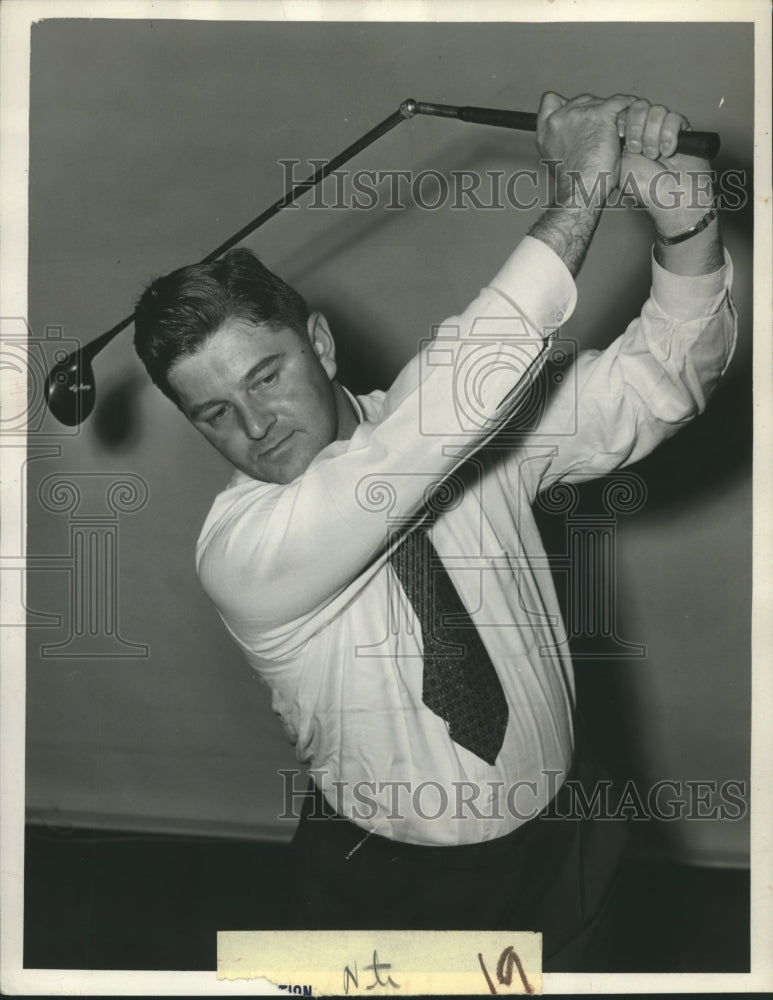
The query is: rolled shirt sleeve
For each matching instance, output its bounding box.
[518,249,737,499]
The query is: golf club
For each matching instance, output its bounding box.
[43,97,721,426]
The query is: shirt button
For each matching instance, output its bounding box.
[554,309,564,322]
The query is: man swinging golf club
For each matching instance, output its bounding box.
[133,91,736,969]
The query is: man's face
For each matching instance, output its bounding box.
[168,313,344,484]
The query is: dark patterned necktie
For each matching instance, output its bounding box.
[389,527,508,765]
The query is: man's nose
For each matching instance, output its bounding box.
[239,402,275,441]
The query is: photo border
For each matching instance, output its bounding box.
[2,0,770,994]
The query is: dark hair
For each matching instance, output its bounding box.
[133,248,309,405]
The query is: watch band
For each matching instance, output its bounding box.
[655,204,719,246]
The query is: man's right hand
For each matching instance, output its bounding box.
[536,91,637,207]
[526,92,636,275]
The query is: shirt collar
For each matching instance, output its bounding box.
[341,384,365,425]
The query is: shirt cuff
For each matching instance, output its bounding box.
[650,247,733,321]
[488,234,578,336]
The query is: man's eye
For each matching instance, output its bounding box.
[207,406,229,426]
[254,371,279,390]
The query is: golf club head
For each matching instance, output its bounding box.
[44,350,96,426]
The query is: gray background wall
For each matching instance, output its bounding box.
[24,19,753,865]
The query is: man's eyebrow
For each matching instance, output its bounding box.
[240,353,282,387]
[190,353,283,419]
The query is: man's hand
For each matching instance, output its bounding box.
[616,97,724,274]
[537,91,637,207]
[528,92,635,275]
[531,92,724,277]
[615,97,714,236]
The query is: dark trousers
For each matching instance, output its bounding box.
[290,746,628,971]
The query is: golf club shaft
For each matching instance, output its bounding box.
[201,107,409,264]
[62,108,408,369]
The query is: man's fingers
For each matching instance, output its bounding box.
[604,94,636,139]
[620,98,652,154]
[537,90,566,127]
[612,97,692,159]
[605,93,638,116]
[564,93,597,106]
[616,97,638,137]
[660,110,689,157]
[541,92,690,158]
[641,104,668,159]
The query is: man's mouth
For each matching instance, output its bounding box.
[260,432,294,459]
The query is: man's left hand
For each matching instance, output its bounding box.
[616,97,715,239]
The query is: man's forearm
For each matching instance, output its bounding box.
[527,204,602,277]
[529,203,726,279]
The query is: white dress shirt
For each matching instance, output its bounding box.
[196,235,737,846]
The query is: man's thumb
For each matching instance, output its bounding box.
[537,91,566,125]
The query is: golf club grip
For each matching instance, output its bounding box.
[456,105,721,159]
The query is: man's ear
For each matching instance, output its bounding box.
[306,311,337,381]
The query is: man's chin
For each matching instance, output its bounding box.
[236,435,330,485]
[238,465,289,485]
[240,456,308,486]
